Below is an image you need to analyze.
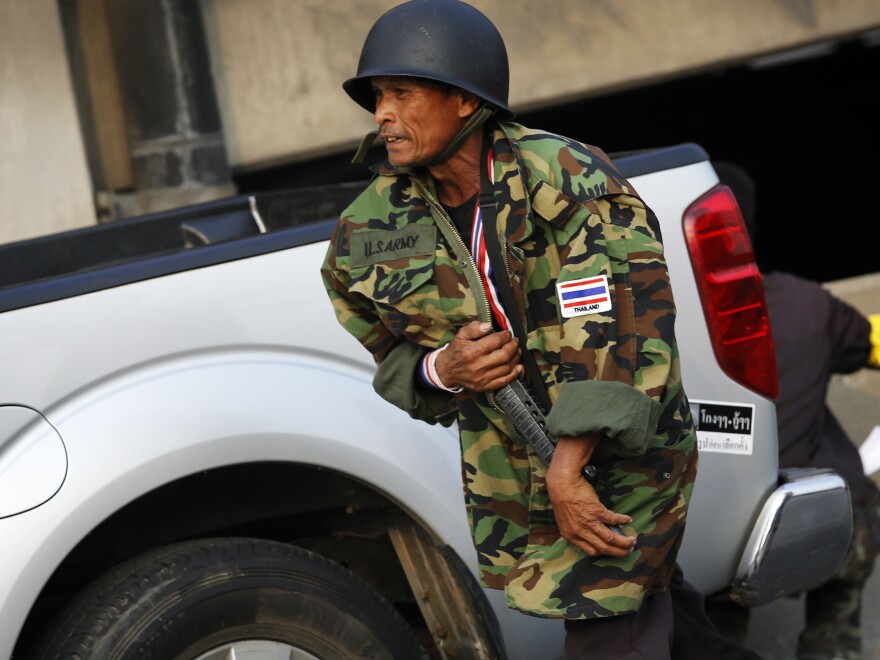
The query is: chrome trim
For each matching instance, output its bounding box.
[248,195,268,233]
[731,469,852,606]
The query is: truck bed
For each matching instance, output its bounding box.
[0,145,708,313]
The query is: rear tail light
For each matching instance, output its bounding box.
[683,184,778,399]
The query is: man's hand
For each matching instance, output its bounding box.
[547,435,637,557]
[434,321,522,392]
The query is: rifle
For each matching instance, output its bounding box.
[493,380,626,536]
[493,380,598,485]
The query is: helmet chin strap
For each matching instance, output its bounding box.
[428,105,496,166]
[351,130,379,165]
[351,104,497,166]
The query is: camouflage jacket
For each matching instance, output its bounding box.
[321,121,697,620]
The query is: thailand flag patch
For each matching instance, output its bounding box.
[556,274,613,318]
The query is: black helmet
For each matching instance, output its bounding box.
[343,0,511,117]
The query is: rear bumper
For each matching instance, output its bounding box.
[731,468,852,607]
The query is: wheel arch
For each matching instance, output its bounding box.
[15,460,442,657]
[9,348,482,656]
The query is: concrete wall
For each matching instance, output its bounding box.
[2,0,879,240]
[203,0,880,170]
[77,0,132,194]
[0,0,95,244]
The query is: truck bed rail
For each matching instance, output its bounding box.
[0,144,708,313]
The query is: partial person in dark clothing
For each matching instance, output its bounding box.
[764,272,880,660]
[709,161,880,660]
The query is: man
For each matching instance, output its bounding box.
[709,162,880,660]
[322,2,757,656]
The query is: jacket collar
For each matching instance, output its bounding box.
[370,120,592,244]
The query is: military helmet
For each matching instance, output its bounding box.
[343,0,511,116]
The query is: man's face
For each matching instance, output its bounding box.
[371,76,473,167]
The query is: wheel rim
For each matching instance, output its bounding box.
[193,639,321,660]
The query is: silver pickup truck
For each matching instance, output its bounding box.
[0,144,851,659]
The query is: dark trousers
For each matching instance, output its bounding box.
[564,565,763,659]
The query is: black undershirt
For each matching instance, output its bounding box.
[442,192,479,243]
[441,191,505,332]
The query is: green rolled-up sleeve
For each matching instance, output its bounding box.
[372,341,457,426]
[545,380,661,455]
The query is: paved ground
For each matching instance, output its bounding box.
[743,437,880,657]
[743,557,880,659]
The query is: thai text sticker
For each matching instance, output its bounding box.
[689,400,755,455]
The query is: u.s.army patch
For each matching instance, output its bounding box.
[349,225,436,268]
[557,274,612,318]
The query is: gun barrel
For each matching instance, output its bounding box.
[494,381,597,484]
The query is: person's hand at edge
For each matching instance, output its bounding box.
[868,313,879,368]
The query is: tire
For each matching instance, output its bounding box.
[35,537,427,660]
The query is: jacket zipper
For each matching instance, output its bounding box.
[416,186,493,325]
[416,182,509,413]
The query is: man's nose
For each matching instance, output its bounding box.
[374,96,394,125]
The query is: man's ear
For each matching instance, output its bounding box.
[457,90,481,119]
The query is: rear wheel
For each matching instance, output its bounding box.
[192,640,319,659]
[36,537,427,659]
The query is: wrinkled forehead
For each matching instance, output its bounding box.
[370,75,453,94]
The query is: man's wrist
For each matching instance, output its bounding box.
[421,344,463,392]
[555,434,602,465]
